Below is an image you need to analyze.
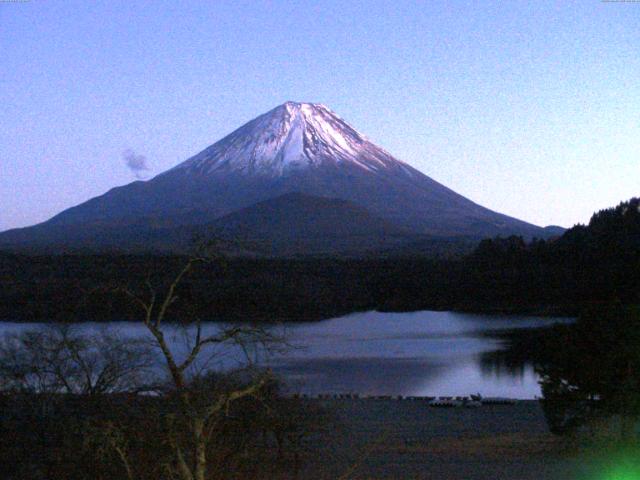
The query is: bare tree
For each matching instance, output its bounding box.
[0,324,154,396]
[0,249,295,479]
[0,324,157,479]
[115,253,280,480]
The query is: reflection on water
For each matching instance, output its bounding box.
[479,350,529,381]
[265,310,573,399]
[274,356,448,398]
[0,310,572,399]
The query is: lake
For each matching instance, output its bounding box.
[0,310,572,399]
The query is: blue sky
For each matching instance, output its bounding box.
[1,0,638,231]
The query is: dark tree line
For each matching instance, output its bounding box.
[457,197,640,312]
[1,197,639,322]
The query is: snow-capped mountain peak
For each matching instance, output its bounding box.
[0,101,552,250]
[173,102,404,177]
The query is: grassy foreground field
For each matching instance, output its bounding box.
[293,399,584,480]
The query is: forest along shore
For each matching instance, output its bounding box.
[4,198,639,323]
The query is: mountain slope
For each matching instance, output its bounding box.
[0,102,557,253]
[207,192,414,256]
[0,193,420,256]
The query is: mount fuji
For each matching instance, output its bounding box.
[0,102,559,254]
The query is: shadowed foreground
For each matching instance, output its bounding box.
[293,399,581,480]
[0,394,623,479]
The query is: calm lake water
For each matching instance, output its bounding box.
[0,311,572,399]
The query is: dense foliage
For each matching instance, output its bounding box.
[460,197,640,311]
[535,304,640,438]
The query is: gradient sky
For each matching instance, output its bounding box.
[1,0,639,232]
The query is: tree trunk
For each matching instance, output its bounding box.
[193,418,207,480]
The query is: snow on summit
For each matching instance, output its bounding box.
[173,102,407,177]
[0,101,551,245]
